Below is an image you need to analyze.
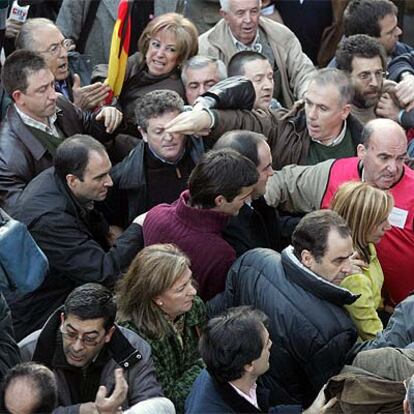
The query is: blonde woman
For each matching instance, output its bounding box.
[116,244,205,414]
[330,181,393,340]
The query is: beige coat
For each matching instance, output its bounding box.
[198,17,315,107]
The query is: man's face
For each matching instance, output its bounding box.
[357,124,407,189]
[140,110,187,163]
[378,13,402,55]
[216,185,254,216]
[242,58,274,110]
[60,314,114,368]
[302,229,353,285]
[68,150,113,203]
[250,325,272,377]
[221,0,261,45]
[305,81,351,144]
[13,68,57,123]
[33,25,69,81]
[184,63,222,105]
[252,141,273,198]
[350,56,384,109]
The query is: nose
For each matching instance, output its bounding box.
[341,258,353,275]
[188,283,197,296]
[386,159,397,174]
[396,26,402,37]
[49,86,58,101]
[105,174,113,188]
[71,338,85,352]
[308,106,317,120]
[198,84,208,96]
[243,11,252,23]
[369,74,379,87]
[155,46,165,58]
[164,132,174,142]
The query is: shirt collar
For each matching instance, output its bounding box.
[15,104,59,137]
[229,27,262,53]
[311,120,347,147]
[229,382,259,409]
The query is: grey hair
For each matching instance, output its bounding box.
[220,0,261,12]
[308,68,354,106]
[15,17,57,50]
[181,55,227,85]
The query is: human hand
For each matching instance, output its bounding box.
[303,385,337,414]
[96,106,123,133]
[72,74,111,111]
[79,402,99,414]
[164,110,212,136]
[95,368,128,414]
[106,225,124,246]
[376,92,401,122]
[396,74,414,111]
[5,18,23,38]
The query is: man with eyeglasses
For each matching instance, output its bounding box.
[0,49,122,213]
[19,283,164,414]
[15,18,110,111]
[335,34,401,126]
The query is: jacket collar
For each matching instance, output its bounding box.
[282,246,359,306]
[32,306,143,371]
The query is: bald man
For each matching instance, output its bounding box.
[264,118,413,306]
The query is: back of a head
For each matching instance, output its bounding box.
[64,283,116,331]
[213,130,267,166]
[135,90,184,131]
[336,34,387,73]
[199,306,268,383]
[54,134,106,181]
[309,68,354,105]
[3,362,58,414]
[228,51,268,77]
[344,0,398,37]
[292,210,351,262]
[1,49,47,98]
[188,149,259,209]
[15,18,56,50]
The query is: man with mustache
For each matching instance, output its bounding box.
[336,34,402,125]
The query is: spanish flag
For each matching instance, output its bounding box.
[105,0,132,104]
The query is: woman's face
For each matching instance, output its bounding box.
[367,217,392,244]
[145,29,179,76]
[154,266,196,320]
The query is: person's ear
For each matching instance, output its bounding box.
[104,325,116,343]
[301,249,315,269]
[66,174,80,191]
[60,312,65,325]
[139,127,148,142]
[12,90,24,106]
[356,143,366,161]
[214,194,226,208]
[341,103,351,120]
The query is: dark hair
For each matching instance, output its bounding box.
[188,149,259,209]
[54,134,107,181]
[64,283,116,331]
[336,34,387,73]
[3,362,58,413]
[344,0,398,38]
[199,306,268,383]
[1,49,48,97]
[228,51,268,77]
[292,210,351,262]
[135,89,184,130]
[213,130,267,167]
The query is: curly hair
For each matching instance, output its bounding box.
[134,89,184,130]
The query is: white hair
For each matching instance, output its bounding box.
[220,0,261,12]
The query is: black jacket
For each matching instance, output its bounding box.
[10,168,143,341]
[106,138,204,226]
[0,96,112,213]
[208,247,358,407]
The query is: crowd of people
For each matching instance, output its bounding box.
[1,0,414,413]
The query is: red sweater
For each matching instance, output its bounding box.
[143,190,236,301]
[321,157,414,305]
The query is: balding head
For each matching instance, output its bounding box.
[357,119,407,189]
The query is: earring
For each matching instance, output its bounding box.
[159,302,163,306]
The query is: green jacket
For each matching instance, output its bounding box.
[120,296,206,413]
[340,243,384,341]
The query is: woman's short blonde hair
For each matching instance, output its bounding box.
[139,13,199,67]
[116,244,191,339]
[330,181,393,261]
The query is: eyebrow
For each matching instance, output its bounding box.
[66,323,100,335]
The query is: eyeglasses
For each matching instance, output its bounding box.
[356,70,388,82]
[60,325,104,347]
[39,38,73,56]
